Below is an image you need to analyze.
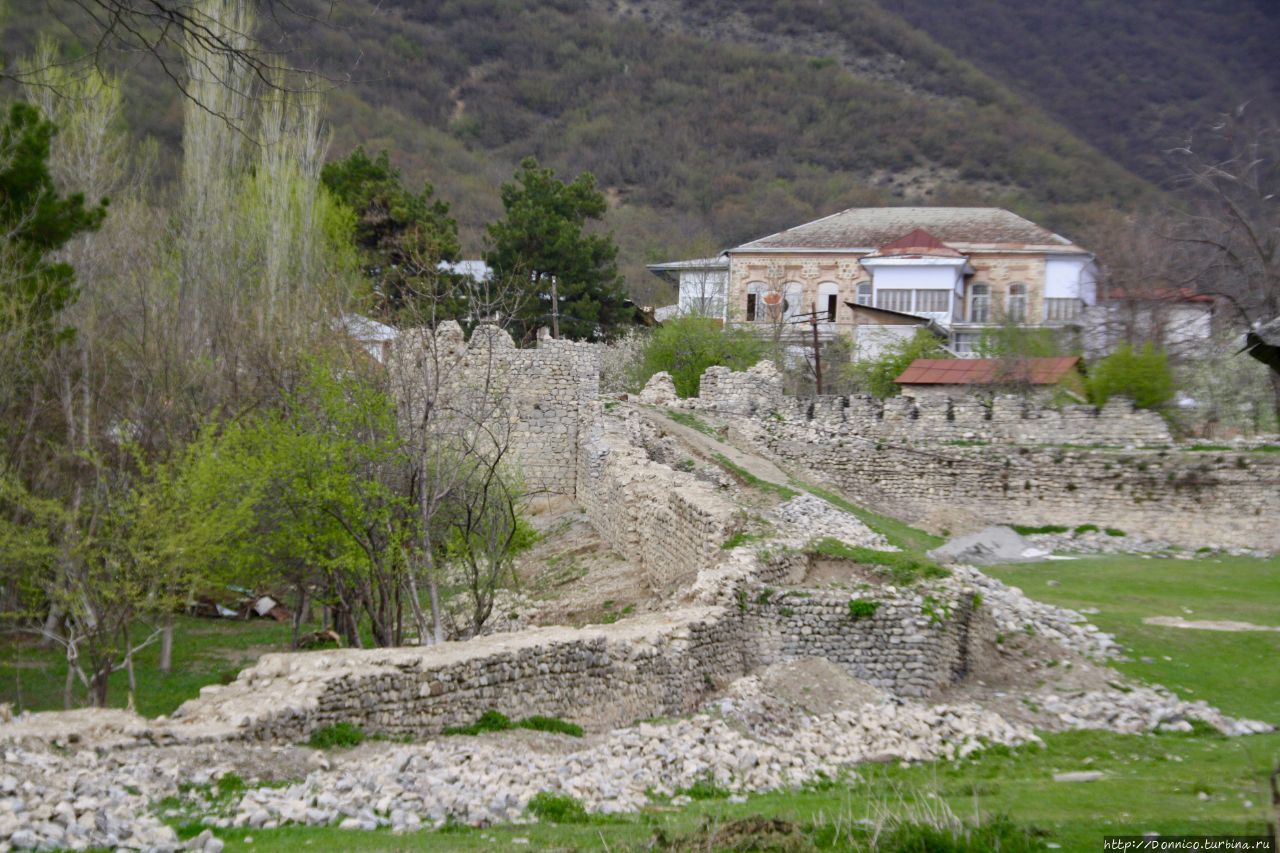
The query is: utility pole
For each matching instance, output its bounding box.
[810,301,823,395]
[549,275,560,339]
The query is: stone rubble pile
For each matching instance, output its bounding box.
[1038,687,1273,737]
[1026,530,1269,559]
[0,745,185,852]
[217,703,1037,832]
[948,564,1121,660]
[768,494,889,550]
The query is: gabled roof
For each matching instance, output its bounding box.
[730,207,1085,253]
[896,356,1082,386]
[870,228,963,258]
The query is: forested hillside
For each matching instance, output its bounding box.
[4,0,1273,302]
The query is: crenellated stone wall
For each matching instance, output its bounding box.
[684,363,1275,550]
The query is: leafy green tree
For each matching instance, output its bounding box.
[0,101,107,352]
[635,316,770,397]
[1087,343,1175,411]
[484,157,627,341]
[848,330,949,399]
[321,146,461,319]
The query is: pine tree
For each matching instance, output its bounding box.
[484,157,627,342]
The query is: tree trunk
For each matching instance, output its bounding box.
[89,667,110,707]
[291,586,308,650]
[40,605,64,649]
[158,615,174,674]
[427,575,444,645]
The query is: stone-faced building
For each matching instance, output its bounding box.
[720,207,1097,359]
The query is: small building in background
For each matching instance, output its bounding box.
[341,313,398,363]
[1083,288,1216,360]
[646,255,729,321]
[895,355,1083,400]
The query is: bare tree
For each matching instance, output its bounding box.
[1168,107,1280,418]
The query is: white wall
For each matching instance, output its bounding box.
[677,270,728,319]
[852,324,922,361]
[1045,256,1097,305]
[868,265,959,322]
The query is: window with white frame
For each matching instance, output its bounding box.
[914,290,949,313]
[855,282,872,306]
[1007,283,1028,323]
[952,332,981,355]
[969,283,990,323]
[876,289,912,313]
[1044,297,1080,323]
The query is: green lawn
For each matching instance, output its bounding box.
[0,615,310,717]
[983,553,1280,722]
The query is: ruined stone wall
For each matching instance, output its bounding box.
[683,364,1274,549]
[575,408,739,594]
[395,323,600,497]
[170,408,979,742]
[751,589,975,698]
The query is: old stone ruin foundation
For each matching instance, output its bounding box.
[0,329,1273,850]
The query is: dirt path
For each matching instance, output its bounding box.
[640,407,792,486]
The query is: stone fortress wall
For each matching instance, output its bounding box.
[170,333,977,741]
[685,363,1277,550]
[171,339,1275,742]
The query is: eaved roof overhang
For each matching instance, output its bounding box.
[844,302,949,337]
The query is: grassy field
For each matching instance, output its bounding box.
[0,616,309,717]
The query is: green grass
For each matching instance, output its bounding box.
[0,614,308,717]
[1011,524,1070,535]
[665,409,722,440]
[720,530,767,550]
[984,553,1280,722]
[808,537,949,585]
[796,482,944,553]
[442,709,584,738]
[711,453,800,500]
[307,722,366,749]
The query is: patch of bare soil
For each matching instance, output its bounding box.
[938,609,1122,729]
[1143,616,1280,632]
[514,496,652,627]
[747,658,887,715]
[802,558,887,587]
[652,816,816,853]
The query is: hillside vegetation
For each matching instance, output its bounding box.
[5,0,1272,303]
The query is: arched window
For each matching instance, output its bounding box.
[969,283,990,323]
[781,282,803,322]
[818,282,840,322]
[1007,283,1027,323]
[745,281,768,322]
[856,282,872,306]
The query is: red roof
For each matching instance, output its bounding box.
[896,356,1081,386]
[872,228,963,258]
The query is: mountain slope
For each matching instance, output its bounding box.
[6,0,1242,304]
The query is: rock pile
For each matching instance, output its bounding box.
[949,564,1120,660]
[768,494,888,550]
[1038,687,1273,737]
[217,702,1036,832]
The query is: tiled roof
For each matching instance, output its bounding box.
[871,228,963,258]
[730,207,1084,252]
[896,356,1082,386]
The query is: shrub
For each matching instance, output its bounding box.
[808,538,948,585]
[1104,527,1126,537]
[443,710,584,737]
[848,598,881,620]
[634,316,770,397]
[1011,524,1069,535]
[520,715,585,737]
[527,791,589,823]
[307,722,366,749]
[1074,523,1099,534]
[846,329,949,399]
[1087,343,1175,411]
[679,774,731,800]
